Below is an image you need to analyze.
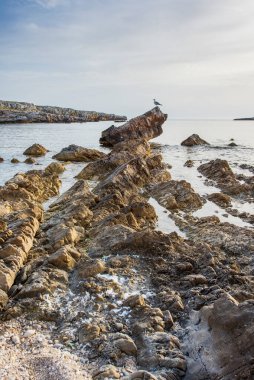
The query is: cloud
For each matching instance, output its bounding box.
[1,0,254,117]
[30,0,67,8]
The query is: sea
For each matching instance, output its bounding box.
[0,119,253,231]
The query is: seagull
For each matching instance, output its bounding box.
[153,98,162,106]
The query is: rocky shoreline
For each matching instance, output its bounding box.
[0,107,253,379]
[0,100,127,124]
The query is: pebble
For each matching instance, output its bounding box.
[23,330,36,338]
[11,335,21,345]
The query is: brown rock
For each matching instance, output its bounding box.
[181,134,209,146]
[208,192,231,207]
[77,259,106,278]
[100,107,167,147]
[92,365,120,379]
[24,157,36,164]
[23,143,48,156]
[148,180,203,212]
[48,246,81,271]
[52,144,106,162]
[45,161,65,175]
[11,158,20,163]
[0,289,8,310]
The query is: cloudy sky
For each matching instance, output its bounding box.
[1,0,254,118]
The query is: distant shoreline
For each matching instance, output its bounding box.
[0,100,127,124]
[234,117,254,121]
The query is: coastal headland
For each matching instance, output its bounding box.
[0,100,127,124]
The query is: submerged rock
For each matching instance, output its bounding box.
[53,144,106,162]
[24,157,36,164]
[181,134,209,146]
[23,143,48,156]
[100,107,167,147]
[11,158,20,163]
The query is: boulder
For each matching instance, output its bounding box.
[45,161,65,175]
[92,365,120,379]
[52,144,106,162]
[23,143,48,156]
[207,192,231,207]
[198,159,235,181]
[185,295,254,379]
[148,180,204,212]
[100,107,167,147]
[0,157,4,163]
[48,246,81,271]
[181,134,209,146]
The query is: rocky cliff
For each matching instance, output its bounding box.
[0,100,127,124]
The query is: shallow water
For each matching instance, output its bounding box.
[0,119,253,230]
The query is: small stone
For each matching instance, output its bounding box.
[11,158,20,163]
[11,335,21,345]
[23,329,36,338]
[23,143,48,156]
[24,157,36,164]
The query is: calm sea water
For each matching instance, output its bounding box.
[0,119,253,228]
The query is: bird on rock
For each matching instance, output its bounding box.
[153,98,162,106]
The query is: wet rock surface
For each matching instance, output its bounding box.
[0,108,253,379]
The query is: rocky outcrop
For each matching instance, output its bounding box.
[0,165,61,295]
[53,144,106,162]
[181,134,209,146]
[198,159,254,200]
[1,108,253,380]
[23,144,48,156]
[100,107,167,147]
[0,100,127,124]
[147,180,204,212]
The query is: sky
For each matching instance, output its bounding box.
[1,0,254,118]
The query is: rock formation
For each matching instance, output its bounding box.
[0,100,127,124]
[0,108,253,379]
[100,107,167,147]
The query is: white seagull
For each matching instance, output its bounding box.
[153,98,162,106]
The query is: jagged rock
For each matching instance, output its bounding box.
[24,157,36,164]
[148,180,204,212]
[207,192,231,207]
[77,140,150,181]
[198,159,253,199]
[181,134,209,146]
[11,158,19,163]
[53,144,106,162]
[46,224,84,250]
[100,107,167,147]
[47,246,81,271]
[23,143,48,156]
[198,159,235,181]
